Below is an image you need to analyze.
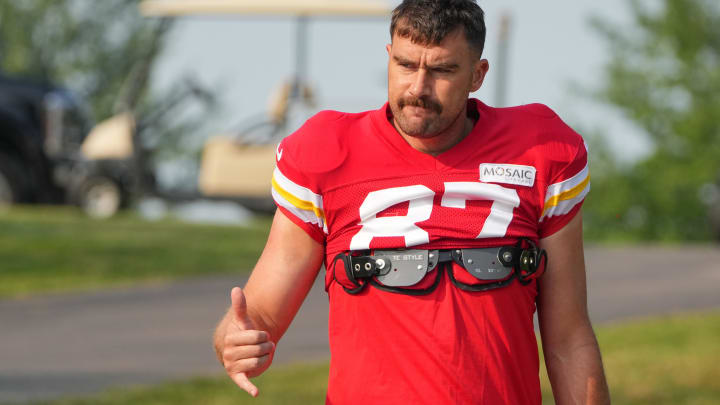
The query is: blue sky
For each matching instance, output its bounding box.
[151,0,651,163]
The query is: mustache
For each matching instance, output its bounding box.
[398,96,442,114]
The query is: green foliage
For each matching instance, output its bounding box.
[0,1,214,170]
[540,311,720,404]
[586,0,720,241]
[0,0,168,121]
[0,206,271,297]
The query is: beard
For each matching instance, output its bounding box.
[390,95,450,137]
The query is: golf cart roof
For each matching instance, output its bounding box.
[139,0,390,17]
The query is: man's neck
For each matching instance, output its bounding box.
[393,107,476,156]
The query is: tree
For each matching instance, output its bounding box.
[0,0,171,121]
[0,0,215,192]
[586,0,720,241]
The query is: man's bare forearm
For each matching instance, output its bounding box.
[543,326,610,405]
[537,212,610,404]
[213,209,324,359]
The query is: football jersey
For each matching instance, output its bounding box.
[272,99,589,404]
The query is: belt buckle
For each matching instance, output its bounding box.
[374,249,439,287]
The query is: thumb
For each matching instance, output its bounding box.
[230,287,253,329]
[232,372,259,397]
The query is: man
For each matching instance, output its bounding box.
[213,0,610,403]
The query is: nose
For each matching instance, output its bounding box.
[408,69,431,97]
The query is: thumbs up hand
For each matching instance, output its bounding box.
[221,287,276,397]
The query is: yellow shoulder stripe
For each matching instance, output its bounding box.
[542,174,590,216]
[271,177,326,220]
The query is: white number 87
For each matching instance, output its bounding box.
[349,182,520,250]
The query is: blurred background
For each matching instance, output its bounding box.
[0,0,719,404]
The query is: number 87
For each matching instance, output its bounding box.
[349,182,520,250]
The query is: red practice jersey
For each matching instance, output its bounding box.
[272,99,589,404]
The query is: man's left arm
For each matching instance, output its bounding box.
[537,210,610,405]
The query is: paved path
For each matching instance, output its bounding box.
[1,245,719,403]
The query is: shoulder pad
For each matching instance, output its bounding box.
[279,110,350,175]
[517,103,558,119]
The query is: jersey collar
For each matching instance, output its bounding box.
[371,98,494,170]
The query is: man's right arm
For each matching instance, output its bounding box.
[213,209,325,396]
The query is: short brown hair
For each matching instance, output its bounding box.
[390,0,487,57]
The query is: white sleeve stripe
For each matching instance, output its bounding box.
[273,167,324,210]
[545,163,589,202]
[272,188,328,233]
[540,183,590,221]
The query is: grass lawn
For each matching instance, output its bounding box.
[541,311,720,405]
[24,363,331,405]
[20,311,720,405]
[0,206,271,298]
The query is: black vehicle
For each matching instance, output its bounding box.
[0,73,141,216]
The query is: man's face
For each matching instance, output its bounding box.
[387,28,489,138]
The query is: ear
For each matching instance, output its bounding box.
[386,43,392,56]
[470,58,490,92]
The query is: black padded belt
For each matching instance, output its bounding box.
[332,239,547,295]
